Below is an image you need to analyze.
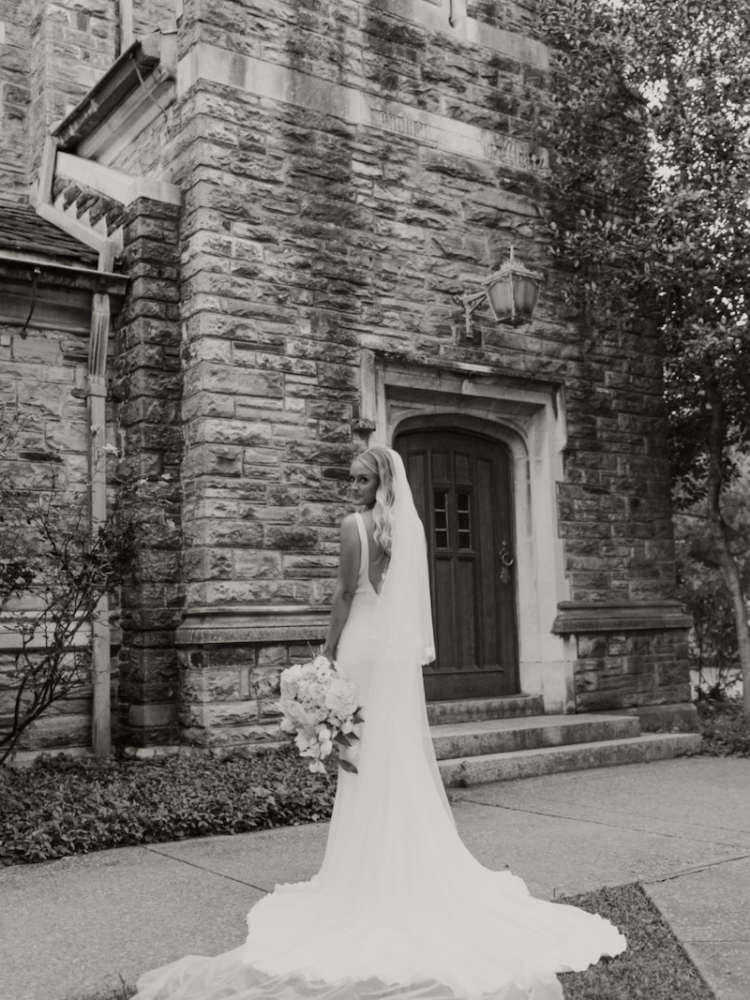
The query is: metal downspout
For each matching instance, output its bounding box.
[88,241,115,758]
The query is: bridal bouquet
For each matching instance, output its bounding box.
[278,655,364,774]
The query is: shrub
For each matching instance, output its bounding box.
[696,699,750,757]
[0,746,336,866]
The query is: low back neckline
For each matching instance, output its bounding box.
[354,512,388,595]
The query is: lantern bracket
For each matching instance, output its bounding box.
[452,247,544,341]
[452,288,487,341]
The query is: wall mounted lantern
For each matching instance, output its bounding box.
[454,247,544,339]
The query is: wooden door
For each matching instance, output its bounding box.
[395,429,519,701]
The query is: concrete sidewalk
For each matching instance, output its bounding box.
[1,756,748,1000]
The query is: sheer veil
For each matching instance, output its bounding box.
[360,447,454,822]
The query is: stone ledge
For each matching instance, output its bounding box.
[176,606,329,646]
[552,601,692,634]
[599,702,698,732]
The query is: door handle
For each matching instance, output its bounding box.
[499,541,513,585]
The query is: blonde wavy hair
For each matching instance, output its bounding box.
[357,447,396,556]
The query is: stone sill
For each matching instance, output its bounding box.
[552,600,692,634]
[176,605,329,646]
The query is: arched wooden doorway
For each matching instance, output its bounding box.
[395,428,519,701]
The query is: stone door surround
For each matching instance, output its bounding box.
[361,350,576,713]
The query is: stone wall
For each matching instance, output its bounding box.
[1,0,692,754]
[133,0,178,40]
[575,630,690,712]
[0,314,116,754]
[0,0,31,204]
[28,0,118,180]
[112,195,185,749]
[156,0,688,745]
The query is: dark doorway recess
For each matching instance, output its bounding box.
[395,428,519,701]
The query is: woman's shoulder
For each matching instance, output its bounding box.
[340,512,361,537]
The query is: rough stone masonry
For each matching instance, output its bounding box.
[0,0,693,756]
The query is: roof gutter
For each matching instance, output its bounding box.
[0,253,128,295]
[51,29,171,150]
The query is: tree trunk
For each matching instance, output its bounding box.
[706,382,750,716]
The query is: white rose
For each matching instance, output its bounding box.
[341,718,353,735]
[319,739,333,757]
[312,654,331,669]
[309,760,326,774]
[318,726,331,742]
[279,717,296,733]
[325,679,357,715]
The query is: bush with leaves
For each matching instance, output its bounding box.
[0,745,336,866]
[0,407,179,764]
[695,699,750,758]
[674,468,750,701]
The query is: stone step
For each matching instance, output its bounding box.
[438,732,702,787]
[426,694,544,726]
[430,712,641,761]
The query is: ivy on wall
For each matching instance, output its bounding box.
[540,0,750,714]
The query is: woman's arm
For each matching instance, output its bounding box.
[321,514,360,660]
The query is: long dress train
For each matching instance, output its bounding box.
[133,470,626,1000]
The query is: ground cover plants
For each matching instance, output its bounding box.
[0,745,335,866]
[557,883,714,1000]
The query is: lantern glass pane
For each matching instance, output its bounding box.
[514,277,539,319]
[486,278,514,321]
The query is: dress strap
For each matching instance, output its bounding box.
[353,512,369,579]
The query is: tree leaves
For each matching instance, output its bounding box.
[541,0,750,713]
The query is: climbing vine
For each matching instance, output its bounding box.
[540,0,750,714]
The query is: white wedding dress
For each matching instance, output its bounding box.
[133,455,626,1000]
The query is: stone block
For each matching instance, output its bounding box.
[183,443,243,478]
[203,580,297,604]
[188,361,284,399]
[190,418,273,447]
[264,525,319,550]
[26,714,91,749]
[576,635,607,659]
[128,703,178,728]
[180,667,244,703]
[234,549,283,580]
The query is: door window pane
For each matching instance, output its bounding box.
[434,490,449,549]
[457,492,472,550]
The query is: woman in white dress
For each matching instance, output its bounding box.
[133,446,626,1000]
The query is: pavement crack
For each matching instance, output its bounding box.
[641,850,750,883]
[143,846,269,893]
[454,795,750,849]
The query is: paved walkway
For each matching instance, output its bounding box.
[1,756,748,1000]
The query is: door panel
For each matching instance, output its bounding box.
[396,429,519,701]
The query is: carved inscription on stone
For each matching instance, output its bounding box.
[368,105,550,176]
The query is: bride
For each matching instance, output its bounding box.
[133,446,626,1000]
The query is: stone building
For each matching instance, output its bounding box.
[0,0,694,760]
